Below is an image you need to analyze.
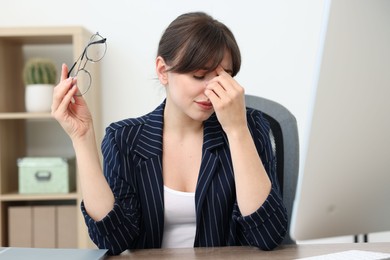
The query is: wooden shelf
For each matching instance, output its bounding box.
[0,26,102,249]
[0,26,88,44]
[0,192,79,201]
[0,112,52,120]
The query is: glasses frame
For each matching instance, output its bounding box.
[67,32,107,96]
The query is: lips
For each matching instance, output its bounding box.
[195,100,213,110]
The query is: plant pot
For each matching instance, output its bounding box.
[25,84,54,112]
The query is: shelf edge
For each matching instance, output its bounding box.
[0,192,79,201]
[0,112,52,120]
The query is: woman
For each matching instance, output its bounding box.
[52,12,287,255]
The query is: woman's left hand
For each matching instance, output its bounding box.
[204,66,247,135]
[206,66,272,216]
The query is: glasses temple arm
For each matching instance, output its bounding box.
[67,61,77,78]
[87,38,107,48]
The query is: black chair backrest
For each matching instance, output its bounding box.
[245,94,299,244]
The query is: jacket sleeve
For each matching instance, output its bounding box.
[81,125,141,255]
[233,109,288,250]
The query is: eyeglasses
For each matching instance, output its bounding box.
[67,32,107,96]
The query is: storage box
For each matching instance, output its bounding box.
[33,206,56,248]
[57,205,78,248]
[8,206,33,247]
[8,205,78,248]
[18,157,75,194]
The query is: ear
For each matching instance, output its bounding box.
[156,56,168,85]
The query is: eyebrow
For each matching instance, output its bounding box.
[197,67,233,75]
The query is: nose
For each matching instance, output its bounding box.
[204,71,218,83]
[203,72,218,91]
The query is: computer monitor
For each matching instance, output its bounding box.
[290,0,390,241]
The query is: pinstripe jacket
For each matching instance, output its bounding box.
[81,101,287,255]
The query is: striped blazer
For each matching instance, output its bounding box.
[81,101,288,255]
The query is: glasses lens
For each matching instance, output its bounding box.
[86,34,107,62]
[74,69,92,96]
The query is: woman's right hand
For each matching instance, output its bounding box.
[51,63,94,141]
[53,65,114,221]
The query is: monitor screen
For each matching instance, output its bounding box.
[290,0,390,241]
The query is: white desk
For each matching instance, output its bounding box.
[107,243,390,259]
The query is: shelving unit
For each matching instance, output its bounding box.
[0,27,102,248]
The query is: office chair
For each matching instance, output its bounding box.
[245,94,299,244]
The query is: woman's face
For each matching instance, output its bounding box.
[163,51,233,123]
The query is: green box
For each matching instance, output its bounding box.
[18,157,76,194]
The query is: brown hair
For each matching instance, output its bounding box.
[157,12,241,77]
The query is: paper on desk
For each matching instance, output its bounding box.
[296,250,390,260]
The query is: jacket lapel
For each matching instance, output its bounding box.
[133,103,165,248]
[195,114,226,226]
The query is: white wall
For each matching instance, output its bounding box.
[0,0,328,152]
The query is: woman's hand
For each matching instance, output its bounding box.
[51,64,93,141]
[52,65,114,221]
[204,66,247,135]
[205,66,271,216]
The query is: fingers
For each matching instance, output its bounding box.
[205,66,244,103]
[51,77,78,116]
[53,63,74,112]
[60,63,69,81]
[56,84,79,115]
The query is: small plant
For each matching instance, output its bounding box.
[23,58,58,85]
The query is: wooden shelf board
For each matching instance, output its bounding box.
[0,26,90,44]
[0,112,52,120]
[0,192,79,201]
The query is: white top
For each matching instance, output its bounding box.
[161,185,196,248]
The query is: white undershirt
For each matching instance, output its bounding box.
[161,185,196,248]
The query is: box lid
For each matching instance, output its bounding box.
[17,157,72,167]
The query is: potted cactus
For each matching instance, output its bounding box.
[23,58,58,112]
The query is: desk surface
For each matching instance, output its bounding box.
[107,243,390,259]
